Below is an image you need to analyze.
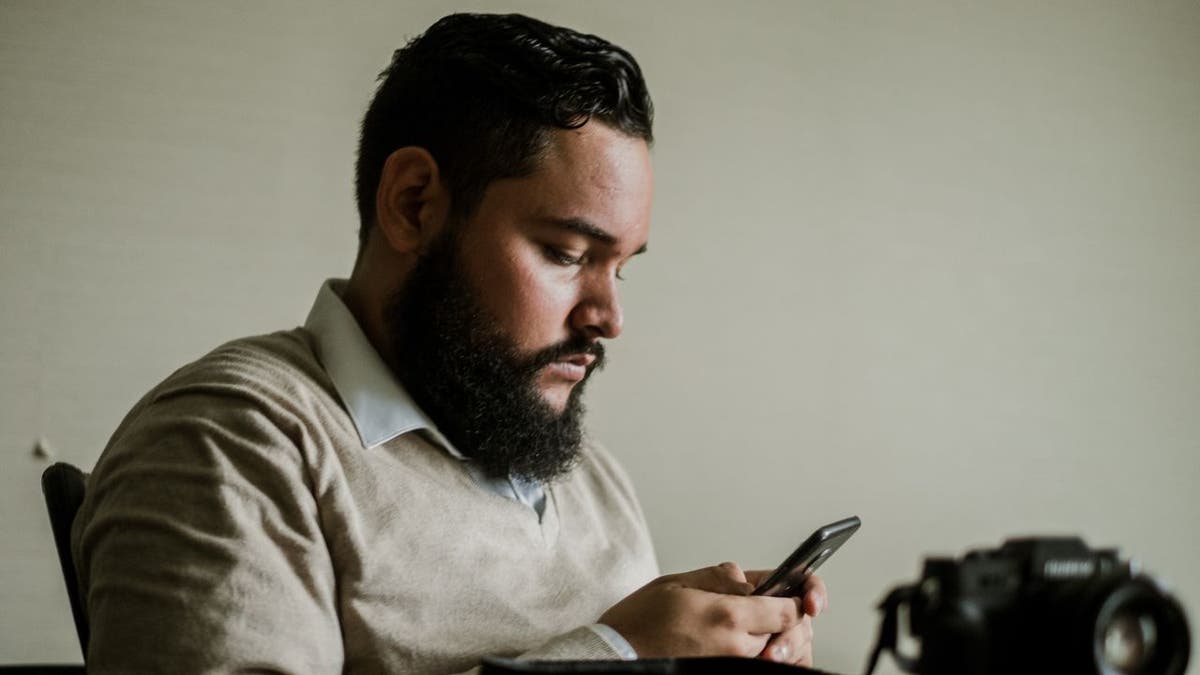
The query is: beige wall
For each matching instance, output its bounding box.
[2,2,1197,672]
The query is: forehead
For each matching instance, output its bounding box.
[538,122,653,194]
[470,122,654,249]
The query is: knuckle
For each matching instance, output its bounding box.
[780,605,799,630]
[707,599,740,629]
[776,597,802,628]
[711,562,740,583]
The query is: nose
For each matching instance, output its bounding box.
[570,273,623,340]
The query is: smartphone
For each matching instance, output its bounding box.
[752,515,861,597]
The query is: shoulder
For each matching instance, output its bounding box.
[156,329,327,401]
[125,329,339,424]
[99,328,343,462]
[81,329,350,523]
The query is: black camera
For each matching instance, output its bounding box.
[866,537,1190,675]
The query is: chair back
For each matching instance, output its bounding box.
[41,462,89,658]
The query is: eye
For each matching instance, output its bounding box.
[543,245,584,267]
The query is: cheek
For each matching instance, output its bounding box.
[474,247,577,350]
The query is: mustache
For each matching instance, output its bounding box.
[523,336,607,375]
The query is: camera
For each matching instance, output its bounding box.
[866,537,1190,675]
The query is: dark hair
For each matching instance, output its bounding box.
[354,13,654,247]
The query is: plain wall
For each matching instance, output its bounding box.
[2,2,1197,672]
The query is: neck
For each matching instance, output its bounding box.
[344,243,410,374]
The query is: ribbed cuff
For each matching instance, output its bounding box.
[518,625,626,661]
[585,623,638,660]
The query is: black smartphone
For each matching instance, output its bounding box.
[752,515,861,597]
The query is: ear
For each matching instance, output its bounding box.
[374,147,449,254]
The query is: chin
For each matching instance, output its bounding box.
[539,388,572,415]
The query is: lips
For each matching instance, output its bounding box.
[545,354,595,383]
[562,353,596,368]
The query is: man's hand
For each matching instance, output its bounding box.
[745,569,827,667]
[598,562,825,661]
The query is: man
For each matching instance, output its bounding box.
[72,13,827,673]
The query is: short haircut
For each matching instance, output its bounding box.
[354,13,654,247]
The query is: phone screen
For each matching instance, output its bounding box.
[752,516,861,597]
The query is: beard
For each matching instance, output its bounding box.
[382,229,605,483]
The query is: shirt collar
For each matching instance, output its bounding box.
[304,279,461,456]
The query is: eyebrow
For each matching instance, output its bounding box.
[539,216,649,255]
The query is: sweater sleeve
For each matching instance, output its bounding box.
[73,389,344,674]
[447,625,633,675]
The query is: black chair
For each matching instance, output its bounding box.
[40,462,89,660]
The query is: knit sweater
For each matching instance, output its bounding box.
[71,329,660,674]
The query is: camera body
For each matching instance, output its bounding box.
[889,537,1189,675]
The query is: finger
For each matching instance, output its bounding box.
[732,631,774,659]
[802,574,828,617]
[677,563,754,596]
[715,561,749,584]
[743,569,772,588]
[715,561,753,593]
[713,594,803,635]
[760,615,814,665]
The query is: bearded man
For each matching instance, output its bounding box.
[72,13,827,674]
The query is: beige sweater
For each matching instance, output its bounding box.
[72,329,659,674]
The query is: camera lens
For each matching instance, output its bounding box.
[1101,611,1157,672]
[1091,577,1190,675]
